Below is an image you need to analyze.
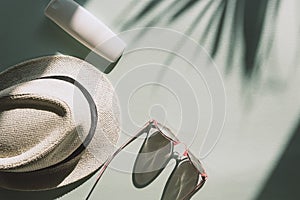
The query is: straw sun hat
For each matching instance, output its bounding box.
[0,55,120,190]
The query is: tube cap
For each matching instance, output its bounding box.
[45,0,125,62]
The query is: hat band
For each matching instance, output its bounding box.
[35,75,98,170]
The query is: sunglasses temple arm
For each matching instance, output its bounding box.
[85,124,151,200]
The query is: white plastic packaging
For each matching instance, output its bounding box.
[45,0,125,62]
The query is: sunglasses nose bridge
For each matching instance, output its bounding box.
[172,143,187,159]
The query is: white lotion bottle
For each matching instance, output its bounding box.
[45,0,125,62]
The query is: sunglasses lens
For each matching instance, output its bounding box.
[161,160,199,200]
[187,150,206,175]
[133,131,173,188]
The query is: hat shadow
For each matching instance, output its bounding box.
[0,156,96,200]
[0,175,93,200]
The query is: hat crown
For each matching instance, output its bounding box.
[0,79,90,172]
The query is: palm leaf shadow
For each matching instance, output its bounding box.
[243,0,269,78]
[121,0,164,30]
[118,0,281,79]
[169,0,201,22]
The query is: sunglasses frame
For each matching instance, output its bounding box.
[86,120,207,200]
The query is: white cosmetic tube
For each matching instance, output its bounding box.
[45,0,125,62]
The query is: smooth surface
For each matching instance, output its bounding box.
[1,0,300,199]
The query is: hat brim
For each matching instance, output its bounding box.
[0,55,120,191]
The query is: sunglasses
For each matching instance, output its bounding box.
[86,120,207,200]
